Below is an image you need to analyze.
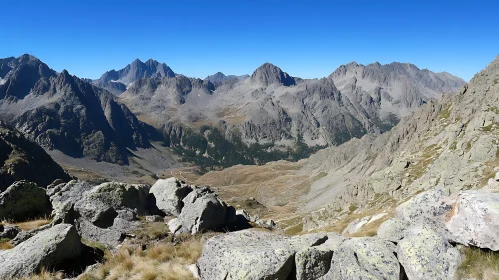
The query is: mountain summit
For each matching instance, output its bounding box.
[93,58,176,95]
[250,63,296,86]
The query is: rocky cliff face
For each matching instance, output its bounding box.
[0,55,152,165]
[93,58,176,95]
[0,122,70,191]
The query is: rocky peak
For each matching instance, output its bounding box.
[251,62,296,86]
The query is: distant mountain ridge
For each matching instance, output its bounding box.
[204,72,249,86]
[0,54,153,164]
[93,58,176,95]
[117,60,465,168]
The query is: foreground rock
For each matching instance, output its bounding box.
[326,237,399,279]
[149,178,193,216]
[0,224,82,278]
[0,180,51,221]
[177,187,228,234]
[397,227,461,280]
[48,180,150,247]
[446,190,499,251]
[197,230,327,280]
[197,229,406,280]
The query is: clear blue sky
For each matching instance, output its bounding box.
[2,0,498,81]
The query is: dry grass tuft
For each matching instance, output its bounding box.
[82,234,207,280]
[457,246,499,279]
[3,218,51,231]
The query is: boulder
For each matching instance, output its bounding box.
[79,182,150,215]
[397,227,460,280]
[377,218,410,243]
[76,219,124,248]
[395,189,452,223]
[49,180,94,224]
[0,180,51,221]
[0,224,82,278]
[294,233,345,280]
[326,237,400,280]
[149,178,193,216]
[197,230,327,280]
[178,187,228,234]
[0,225,20,239]
[145,215,163,222]
[167,218,184,234]
[446,190,499,250]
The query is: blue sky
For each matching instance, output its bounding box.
[2,0,498,81]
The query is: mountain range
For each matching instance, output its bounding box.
[0,55,152,164]
[0,55,465,172]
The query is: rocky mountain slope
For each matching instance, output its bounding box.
[0,122,70,191]
[196,55,499,233]
[0,55,152,165]
[92,58,176,95]
[119,61,464,168]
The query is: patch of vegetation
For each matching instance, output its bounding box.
[405,144,442,184]
[158,125,326,171]
[457,246,499,279]
[284,222,303,236]
[81,234,214,280]
[134,222,172,241]
[3,218,51,231]
[465,141,472,152]
[493,78,498,86]
[348,204,358,213]
[440,104,452,120]
[449,140,458,151]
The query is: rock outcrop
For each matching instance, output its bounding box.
[197,230,327,280]
[177,187,228,234]
[49,180,150,247]
[0,180,51,221]
[0,224,82,279]
[397,227,461,280]
[149,178,193,216]
[446,190,499,251]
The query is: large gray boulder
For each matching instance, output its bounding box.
[0,180,51,221]
[397,227,461,280]
[0,224,82,279]
[446,190,499,250]
[197,230,327,280]
[395,188,452,223]
[149,178,193,216]
[295,233,345,280]
[178,187,228,234]
[49,180,94,224]
[377,218,410,243]
[49,180,148,248]
[325,237,400,280]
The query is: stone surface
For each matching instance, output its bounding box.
[145,215,163,222]
[326,237,400,280]
[178,187,228,234]
[150,178,193,216]
[197,230,326,280]
[0,225,20,239]
[0,180,52,221]
[0,224,82,278]
[397,227,461,280]
[446,190,499,250]
[377,218,410,243]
